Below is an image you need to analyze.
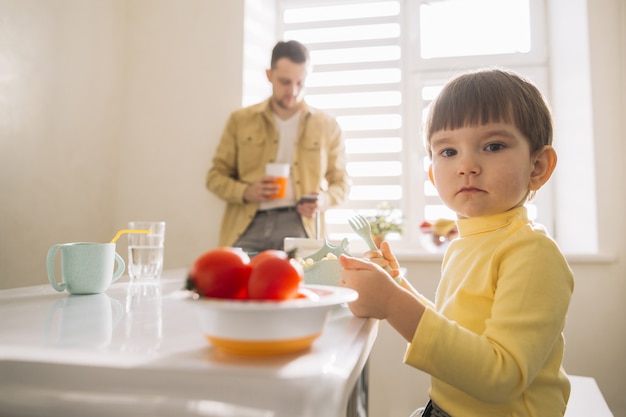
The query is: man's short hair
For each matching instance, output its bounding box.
[271,40,310,68]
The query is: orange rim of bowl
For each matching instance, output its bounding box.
[206,333,320,356]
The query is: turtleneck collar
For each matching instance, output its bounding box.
[456,206,528,238]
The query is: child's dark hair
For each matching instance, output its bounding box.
[425,68,553,158]
[271,40,310,69]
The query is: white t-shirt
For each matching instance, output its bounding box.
[259,111,300,211]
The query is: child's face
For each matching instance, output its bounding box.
[429,122,535,219]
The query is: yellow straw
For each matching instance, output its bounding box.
[110,229,152,243]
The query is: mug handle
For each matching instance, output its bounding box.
[111,252,125,283]
[46,244,67,292]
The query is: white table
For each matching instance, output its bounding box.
[0,269,377,417]
[566,375,614,417]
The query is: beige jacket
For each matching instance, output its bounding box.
[206,99,350,246]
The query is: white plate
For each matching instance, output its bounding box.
[189,285,358,355]
[188,284,357,310]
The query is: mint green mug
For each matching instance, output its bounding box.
[47,242,125,295]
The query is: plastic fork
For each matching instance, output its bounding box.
[348,214,400,282]
[348,214,379,251]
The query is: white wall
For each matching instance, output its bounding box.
[111,0,246,270]
[1,0,127,283]
[0,1,624,416]
[0,0,244,288]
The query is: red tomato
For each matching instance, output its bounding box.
[250,249,288,267]
[247,255,303,301]
[190,247,252,299]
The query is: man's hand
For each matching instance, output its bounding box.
[243,176,281,203]
[296,192,320,218]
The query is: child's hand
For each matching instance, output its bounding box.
[364,241,402,282]
[338,254,400,319]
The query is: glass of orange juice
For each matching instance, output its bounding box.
[265,163,289,199]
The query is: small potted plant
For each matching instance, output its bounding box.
[365,202,403,248]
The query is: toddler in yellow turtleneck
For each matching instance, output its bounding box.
[339,68,574,417]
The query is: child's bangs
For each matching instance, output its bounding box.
[428,83,514,134]
[425,69,552,155]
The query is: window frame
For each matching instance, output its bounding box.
[274,0,570,254]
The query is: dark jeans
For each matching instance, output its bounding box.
[233,206,308,253]
[421,400,452,417]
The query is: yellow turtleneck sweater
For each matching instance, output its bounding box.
[405,206,574,417]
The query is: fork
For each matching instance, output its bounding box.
[348,214,379,251]
[348,214,399,280]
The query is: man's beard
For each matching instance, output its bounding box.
[274,95,298,110]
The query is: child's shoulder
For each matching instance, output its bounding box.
[506,217,567,259]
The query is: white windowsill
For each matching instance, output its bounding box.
[394,250,618,266]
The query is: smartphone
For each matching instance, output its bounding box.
[298,194,319,204]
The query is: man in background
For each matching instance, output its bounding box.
[206,40,350,252]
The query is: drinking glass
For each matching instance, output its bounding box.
[127,221,165,281]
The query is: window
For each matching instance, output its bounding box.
[279,0,406,250]
[274,0,596,254]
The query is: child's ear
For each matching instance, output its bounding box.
[529,145,557,191]
[428,165,435,185]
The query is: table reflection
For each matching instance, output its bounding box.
[121,281,163,353]
[44,293,122,349]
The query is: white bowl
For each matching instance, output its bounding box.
[190,285,357,356]
[283,237,324,258]
[303,259,343,286]
[299,238,350,286]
